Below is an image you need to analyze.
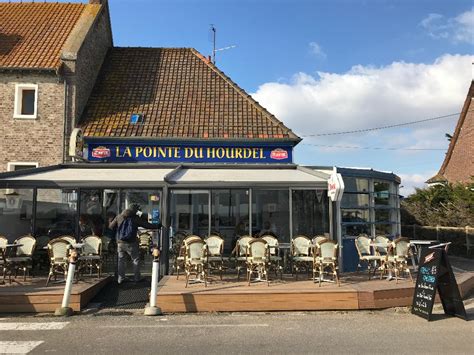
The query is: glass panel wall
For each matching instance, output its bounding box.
[292,189,329,237]
[252,189,290,242]
[103,189,120,240]
[36,189,77,239]
[79,189,104,237]
[170,190,209,238]
[0,188,34,242]
[120,189,162,226]
[211,189,249,254]
[341,177,400,238]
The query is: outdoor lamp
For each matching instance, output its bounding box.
[5,190,21,209]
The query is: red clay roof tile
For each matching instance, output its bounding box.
[80,47,300,141]
[0,2,86,70]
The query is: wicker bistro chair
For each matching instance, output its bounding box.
[0,235,7,249]
[374,235,390,256]
[314,239,340,287]
[46,239,70,286]
[312,235,327,247]
[231,235,254,280]
[79,236,102,278]
[184,239,208,288]
[383,237,413,284]
[9,235,37,281]
[261,235,283,279]
[59,235,76,245]
[246,239,270,286]
[0,236,7,279]
[176,235,202,279]
[291,235,313,280]
[355,235,383,279]
[204,235,225,280]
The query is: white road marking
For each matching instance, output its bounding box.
[104,323,269,328]
[0,341,44,354]
[0,322,69,331]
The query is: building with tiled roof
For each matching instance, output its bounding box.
[0,1,403,282]
[0,0,112,172]
[0,2,86,70]
[427,81,474,185]
[80,47,299,142]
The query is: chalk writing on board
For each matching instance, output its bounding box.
[422,275,436,283]
[416,290,433,301]
[415,300,428,308]
[418,282,434,291]
[413,307,429,315]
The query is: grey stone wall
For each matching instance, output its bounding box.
[0,72,65,172]
[72,4,113,126]
[0,4,112,171]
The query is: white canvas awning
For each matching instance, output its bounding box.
[0,166,174,188]
[0,164,330,188]
[167,166,329,187]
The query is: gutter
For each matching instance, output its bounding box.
[83,136,301,145]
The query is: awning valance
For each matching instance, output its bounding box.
[0,164,330,189]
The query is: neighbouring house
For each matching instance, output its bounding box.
[0,0,112,173]
[427,81,474,185]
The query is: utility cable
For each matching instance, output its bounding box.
[300,111,468,137]
[301,143,447,151]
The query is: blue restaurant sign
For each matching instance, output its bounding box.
[85,140,293,164]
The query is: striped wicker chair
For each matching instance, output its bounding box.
[205,235,225,280]
[46,239,70,286]
[291,235,313,280]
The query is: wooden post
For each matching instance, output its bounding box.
[436,225,440,242]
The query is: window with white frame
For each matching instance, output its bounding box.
[14,84,38,119]
[7,162,39,172]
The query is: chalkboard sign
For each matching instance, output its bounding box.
[412,246,467,321]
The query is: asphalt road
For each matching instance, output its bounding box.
[0,307,473,354]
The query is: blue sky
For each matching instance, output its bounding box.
[71,1,473,193]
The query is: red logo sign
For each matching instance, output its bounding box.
[91,146,111,159]
[424,252,435,263]
[270,148,288,160]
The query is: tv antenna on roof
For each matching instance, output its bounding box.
[209,24,236,64]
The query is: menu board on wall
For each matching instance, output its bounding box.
[412,247,467,321]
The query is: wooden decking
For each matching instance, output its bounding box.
[0,277,111,313]
[156,272,474,313]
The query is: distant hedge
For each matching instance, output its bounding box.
[401,180,474,227]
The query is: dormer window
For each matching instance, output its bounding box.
[14,84,38,119]
[130,113,144,124]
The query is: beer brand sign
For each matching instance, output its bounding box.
[85,140,293,164]
[328,168,345,202]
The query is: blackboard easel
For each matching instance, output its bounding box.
[411,243,467,321]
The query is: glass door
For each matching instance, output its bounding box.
[211,189,249,255]
[169,190,210,238]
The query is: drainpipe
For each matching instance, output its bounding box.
[63,80,68,163]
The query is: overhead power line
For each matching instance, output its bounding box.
[300,111,467,137]
[302,143,447,151]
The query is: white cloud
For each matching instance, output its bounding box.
[420,9,474,44]
[251,54,472,153]
[399,171,436,196]
[309,42,327,59]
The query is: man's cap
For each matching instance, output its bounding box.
[129,203,141,211]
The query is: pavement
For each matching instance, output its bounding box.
[0,256,472,354]
[0,304,473,354]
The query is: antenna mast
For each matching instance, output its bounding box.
[209,24,236,64]
[210,24,216,64]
